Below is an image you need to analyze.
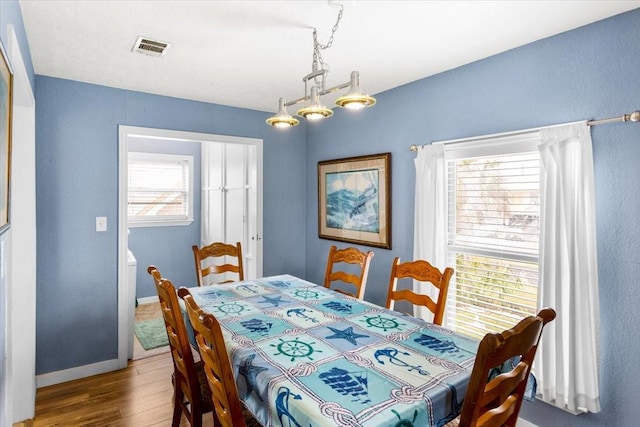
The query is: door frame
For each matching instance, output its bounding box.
[116,125,263,366]
[2,24,36,424]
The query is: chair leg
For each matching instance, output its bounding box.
[213,410,222,427]
[171,387,184,427]
[191,401,203,427]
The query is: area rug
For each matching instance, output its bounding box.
[134,318,169,351]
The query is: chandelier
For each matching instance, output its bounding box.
[266,4,376,128]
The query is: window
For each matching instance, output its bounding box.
[417,124,599,412]
[444,133,541,340]
[128,152,194,227]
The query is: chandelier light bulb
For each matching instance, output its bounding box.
[273,121,294,128]
[305,112,325,121]
[335,71,376,110]
[266,98,300,128]
[297,86,333,120]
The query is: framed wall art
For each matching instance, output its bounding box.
[0,41,12,235]
[318,153,391,249]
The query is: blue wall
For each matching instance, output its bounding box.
[35,78,307,373]
[305,8,640,427]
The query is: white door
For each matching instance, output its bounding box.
[201,142,259,279]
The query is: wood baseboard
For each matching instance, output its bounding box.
[36,357,124,388]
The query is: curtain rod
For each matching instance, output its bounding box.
[586,110,640,126]
[409,109,640,152]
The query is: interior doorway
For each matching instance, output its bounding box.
[117,126,263,366]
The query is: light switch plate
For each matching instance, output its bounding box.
[96,216,107,232]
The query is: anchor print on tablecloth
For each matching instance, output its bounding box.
[275,386,311,427]
[257,295,290,307]
[241,318,273,337]
[236,283,259,294]
[392,409,418,427]
[325,326,369,346]
[237,354,268,401]
[286,307,320,323]
[374,347,429,376]
[271,337,322,362]
[413,334,461,356]
[323,301,353,314]
[318,367,371,404]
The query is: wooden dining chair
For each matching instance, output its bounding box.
[385,257,454,325]
[192,241,244,286]
[147,265,212,427]
[178,287,261,427]
[323,245,374,300]
[451,308,556,427]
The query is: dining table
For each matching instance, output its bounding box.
[183,274,479,427]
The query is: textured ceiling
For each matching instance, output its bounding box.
[19,0,640,114]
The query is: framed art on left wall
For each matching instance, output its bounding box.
[0,41,12,235]
[318,153,391,249]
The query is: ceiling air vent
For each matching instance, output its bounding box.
[132,36,171,57]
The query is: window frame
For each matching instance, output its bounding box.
[441,131,542,339]
[127,151,194,228]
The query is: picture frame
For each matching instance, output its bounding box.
[0,41,12,235]
[318,153,391,249]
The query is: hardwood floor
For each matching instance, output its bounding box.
[13,352,214,427]
[135,301,163,322]
[12,302,193,426]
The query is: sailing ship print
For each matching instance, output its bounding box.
[318,367,371,404]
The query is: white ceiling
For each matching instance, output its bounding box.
[19,0,640,114]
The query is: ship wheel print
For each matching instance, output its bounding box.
[271,337,321,362]
[212,302,246,316]
[361,314,403,332]
[293,289,321,300]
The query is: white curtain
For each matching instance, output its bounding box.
[413,144,447,321]
[537,122,601,413]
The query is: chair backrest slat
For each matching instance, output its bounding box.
[458,308,556,427]
[179,288,247,427]
[193,241,244,286]
[147,265,210,426]
[385,257,454,325]
[323,245,374,300]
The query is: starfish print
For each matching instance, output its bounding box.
[238,353,268,400]
[257,295,289,307]
[325,326,369,346]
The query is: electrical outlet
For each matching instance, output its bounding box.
[96,216,107,232]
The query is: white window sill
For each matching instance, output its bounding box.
[128,219,194,228]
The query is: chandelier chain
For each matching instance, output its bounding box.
[311,4,343,75]
[265,2,376,128]
[318,5,343,50]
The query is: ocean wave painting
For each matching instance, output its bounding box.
[325,169,379,232]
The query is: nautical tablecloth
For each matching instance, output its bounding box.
[185,274,479,427]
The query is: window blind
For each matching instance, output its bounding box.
[443,135,541,340]
[128,152,192,224]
